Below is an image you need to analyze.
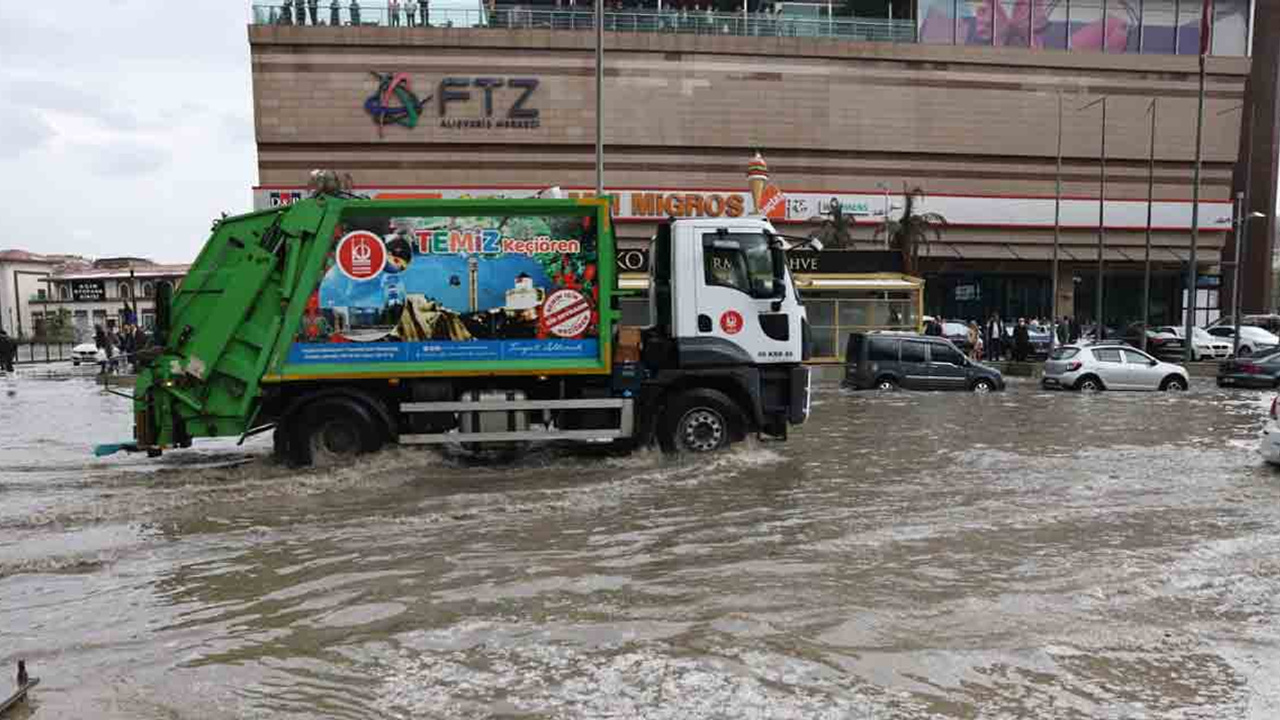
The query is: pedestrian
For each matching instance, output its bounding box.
[330,0,341,25]
[967,321,981,360]
[132,324,148,372]
[0,329,14,373]
[1014,318,1031,362]
[119,324,136,374]
[924,316,943,337]
[105,327,119,373]
[309,0,319,24]
[405,0,416,25]
[280,0,294,24]
[419,0,429,26]
[349,0,361,25]
[985,314,1004,361]
[1056,315,1069,345]
[390,0,400,25]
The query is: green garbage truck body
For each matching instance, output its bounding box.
[133,194,813,463]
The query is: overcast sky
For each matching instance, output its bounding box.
[0,1,255,263]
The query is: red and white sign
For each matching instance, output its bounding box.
[541,288,592,338]
[255,186,1232,233]
[720,310,744,335]
[336,231,386,281]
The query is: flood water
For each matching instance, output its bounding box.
[2,367,1279,718]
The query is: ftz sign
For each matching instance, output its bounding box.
[440,78,540,121]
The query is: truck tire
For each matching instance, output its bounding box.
[658,388,743,454]
[287,396,385,467]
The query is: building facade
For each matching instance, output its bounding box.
[247,0,1269,355]
[31,259,189,344]
[0,250,86,339]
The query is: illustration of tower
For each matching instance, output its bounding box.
[468,256,479,312]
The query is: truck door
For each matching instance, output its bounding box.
[688,228,801,364]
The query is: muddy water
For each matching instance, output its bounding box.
[2,368,1279,718]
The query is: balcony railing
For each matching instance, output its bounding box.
[250,4,918,43]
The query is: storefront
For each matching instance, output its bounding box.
[616,249,923,362]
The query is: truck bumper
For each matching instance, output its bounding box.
[789,365,811,425]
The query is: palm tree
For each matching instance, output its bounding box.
[873,184,947,276]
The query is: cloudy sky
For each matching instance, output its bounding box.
[0,1,256,263]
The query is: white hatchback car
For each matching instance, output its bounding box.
[1262,396,1280,466]
[1042,344,1189,392]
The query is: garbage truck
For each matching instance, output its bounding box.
[124,191,813,464]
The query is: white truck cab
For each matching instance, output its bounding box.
[641,216,812,444]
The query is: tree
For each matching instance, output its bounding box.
[873,185,947,276]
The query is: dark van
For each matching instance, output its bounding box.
[843,332,1005,392]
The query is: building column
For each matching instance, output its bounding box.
[1054,265,1075,319]
[1236,3,1280,312]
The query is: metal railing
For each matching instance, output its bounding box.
[250,4,918,42]
[13,342,74,365]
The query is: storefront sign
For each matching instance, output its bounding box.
[253,186,1233,232]
[364,72,541,133]
[616,248,649,273]
[786,251,903,274]
[71,280,105,302]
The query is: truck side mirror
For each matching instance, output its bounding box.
[770,247,787,299]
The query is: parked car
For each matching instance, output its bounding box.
[843,332,1005,392]
[1209,314,1280,336]
[1158,326,1232,361]
[1121,322,1184,359]
[1262,396,1280,466]
[942,321,973,354]
[1216,347,1280,388]
[71,342,98,366]
[1204,325,1280,357]
[1041,344,1189,392]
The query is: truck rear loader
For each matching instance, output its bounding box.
[127,192,812,464]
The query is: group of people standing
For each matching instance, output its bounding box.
[94,324,149,375]
[271,0,430,27]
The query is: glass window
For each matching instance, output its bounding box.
[932,343,966,365]
[1210,0,1249,56]
[59,285,70,300]
[1050,347,1080,360]
[901,340,928,363]
[143,282,154,299]
[869,336,898,362]
[1141,0,1178,54]
[118,282,131,299]
[812,327,838,359]
[1208,327,1234,337]
[1067,0,1103,52]
[1123,349,1153,364]
[838,301,870,328]
[36,289,47,300]
[1093,348,1124,363]
[807,298,836,326]
[619,297,651,326]
[703,232,778,299]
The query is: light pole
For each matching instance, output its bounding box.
[1229,197,1267,357]
[1051,91,1063,349]
[594,0,604,196]
[1079,96,1108,339]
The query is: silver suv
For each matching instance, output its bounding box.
[1042,344,1188,392]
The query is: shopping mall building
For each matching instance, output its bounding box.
[247,0,1275,358]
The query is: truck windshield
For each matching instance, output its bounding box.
[703,232,782,299]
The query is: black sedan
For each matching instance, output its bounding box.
[1217,348,1280,388]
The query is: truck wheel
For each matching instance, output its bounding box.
[289,397,385,467]
[658,389,742,454]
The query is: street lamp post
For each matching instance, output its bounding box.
[1230,198,1268,357]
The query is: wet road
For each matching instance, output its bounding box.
[2,368,1279,718]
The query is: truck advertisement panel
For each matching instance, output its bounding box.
[287,211,603,367]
